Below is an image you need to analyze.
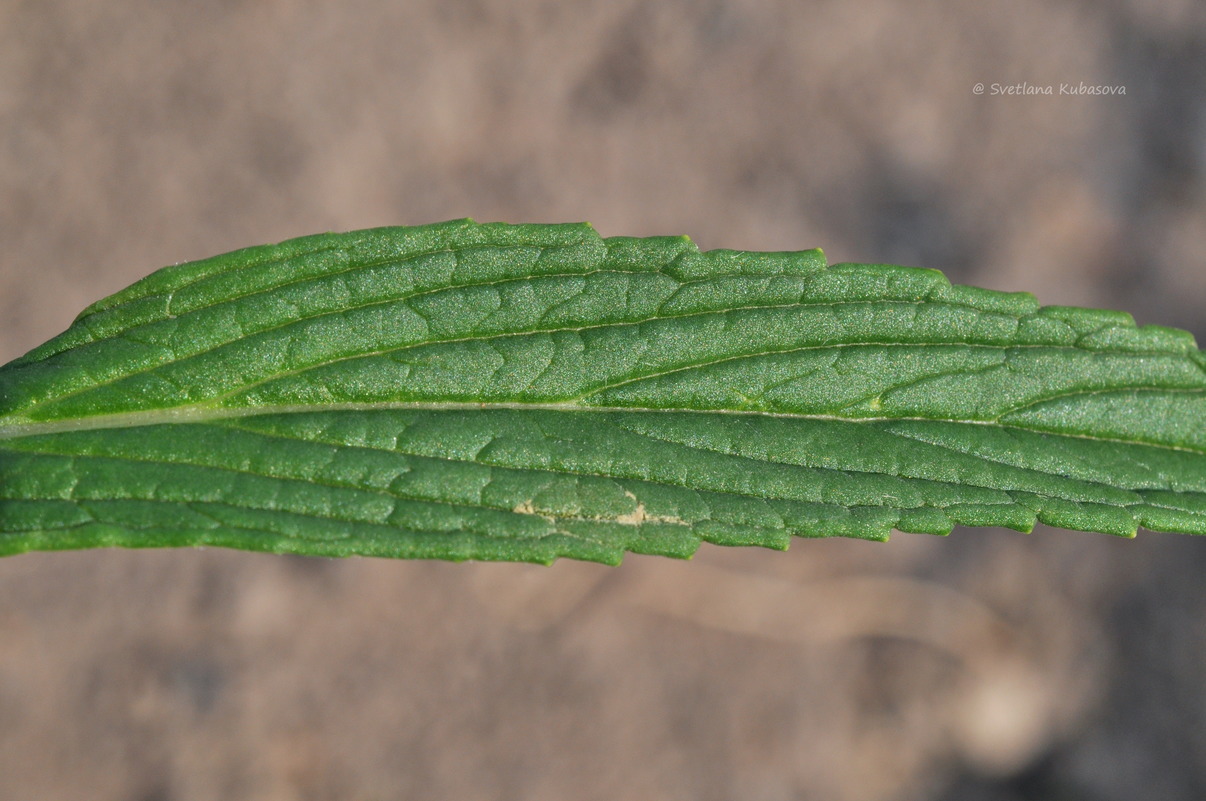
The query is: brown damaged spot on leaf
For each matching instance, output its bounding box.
[617,491,687,526]
[510,494,687,527]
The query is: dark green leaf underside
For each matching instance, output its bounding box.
[1,219,1203,563]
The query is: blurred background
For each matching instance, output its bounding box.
[1,1,1205,799]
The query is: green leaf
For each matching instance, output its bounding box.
[1,219,1203,564]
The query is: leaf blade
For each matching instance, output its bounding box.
[1,220,1203,562]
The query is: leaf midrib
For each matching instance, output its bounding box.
[1,399,1202,456]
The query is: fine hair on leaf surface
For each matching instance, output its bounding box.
[1,219,1203,564]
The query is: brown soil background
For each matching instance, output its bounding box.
[1,2,1205,799]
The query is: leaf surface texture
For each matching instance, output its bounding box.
[1,220,1203,563]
